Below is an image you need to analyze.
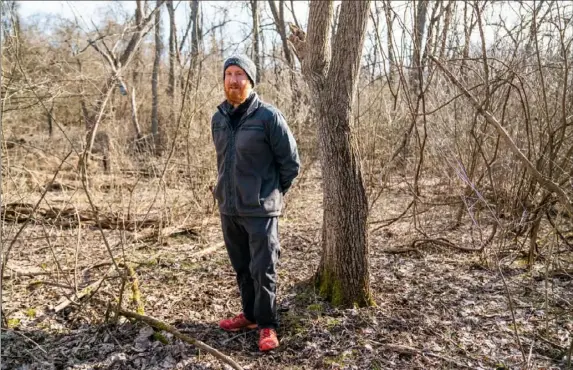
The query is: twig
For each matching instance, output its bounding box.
[370,200,414,232]
[221,331,250,345]
[113,306,244,370]
[0,327,48,354]
[534,333,567,352]
[497,263,527,363]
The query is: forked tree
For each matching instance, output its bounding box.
[289,0,373,307]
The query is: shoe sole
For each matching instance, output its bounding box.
[220,323,258,332]
[259,344,279,352]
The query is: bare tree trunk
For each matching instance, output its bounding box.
[250,0,261,84]
[151,0,163,151]
[132,0,144,86]
[289,0,373,308]
[166,0,176,98]
[382,0,396,86]
[438,0,454,59]
[410,0,429,92]
[268,0,293,66]
[460,1,477,79]
[190,0,201,65]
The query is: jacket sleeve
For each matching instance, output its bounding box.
[268,111,300,194]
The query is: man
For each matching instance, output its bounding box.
[211,55,300,352]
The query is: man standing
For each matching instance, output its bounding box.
[211,55,300,352]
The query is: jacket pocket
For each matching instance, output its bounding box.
[236,175,262,208]
[260,188,282,213]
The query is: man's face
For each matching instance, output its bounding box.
[224,65,252,107]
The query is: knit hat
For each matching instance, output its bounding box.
[223,54,257,87]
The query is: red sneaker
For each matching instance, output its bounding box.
[258,328,279,352]
[219,313,257,332]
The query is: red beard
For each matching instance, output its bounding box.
[225,84,250,106]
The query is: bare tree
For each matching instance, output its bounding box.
[151,0,163,151]
[289,0,373,307]
[132,0,145,86]
[166,0,177,98]
[268,0,293,66]
[250,0,261,84]
[410,0,429,92]
[383,0,396,86]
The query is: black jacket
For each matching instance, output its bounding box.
[211,93,300,217]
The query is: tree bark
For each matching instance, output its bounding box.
[166,0,176,98]
[289,0,372,308]
[132,0,144,86]
[410,0,429,92]
[151,0,163,150]
[383,0,396,86]
[250,0,261,84]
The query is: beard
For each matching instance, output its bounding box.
[225,84,251,106]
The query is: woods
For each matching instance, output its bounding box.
[1,0,572,369]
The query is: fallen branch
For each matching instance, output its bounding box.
[1,202,189,232]
[52,265,116,313]
[114,306,243,370]
[385,238,482,254]
[4,261,112,280]
[190,242,225,258]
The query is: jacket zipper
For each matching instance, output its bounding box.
[219,102,259,214]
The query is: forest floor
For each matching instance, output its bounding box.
[2,160,572,370]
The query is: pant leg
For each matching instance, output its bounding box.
[239,217,280,329]
[220,214,256,322]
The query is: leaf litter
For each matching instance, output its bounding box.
[2,164,571,370]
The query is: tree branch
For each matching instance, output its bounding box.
[430,55,573,218]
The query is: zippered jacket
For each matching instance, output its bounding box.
[211,93,300,217]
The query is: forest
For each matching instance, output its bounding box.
[1,0,572,369]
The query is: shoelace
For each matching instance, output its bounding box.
[260,328,273,339]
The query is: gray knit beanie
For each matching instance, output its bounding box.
[223,54,257,87]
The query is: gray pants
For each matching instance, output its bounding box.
[221,215,280,329]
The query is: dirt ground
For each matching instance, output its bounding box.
[2,161,572,370]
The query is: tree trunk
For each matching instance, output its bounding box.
[410,0,429,93]
[268,0,293,66]
[250,0,261,84]
[151,0,163,150]
[132,0,144,86]
[190,0,201,67]
[166,0,176,98]
[382,0,396,86]
[289,0,372,308]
